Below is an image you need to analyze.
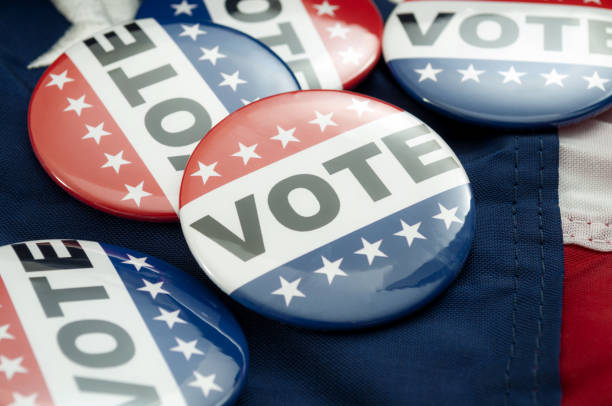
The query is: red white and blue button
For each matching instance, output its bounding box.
[0,240,248,406]
[28,19,299,221]
[137,0,384,89]
[383,0,612,128]
[179,90,475,329]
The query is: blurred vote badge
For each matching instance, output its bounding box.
[137,0,384,89]
[0,240,248,406]
[28,19,299,221]
[383,0,612,128]
[179,90,475,329]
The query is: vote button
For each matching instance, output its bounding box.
[28,19,299,221]
[179,90,475,329]
[0,239,248,406]
[383,0,612,128]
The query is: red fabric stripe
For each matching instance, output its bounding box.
[179,90,399,207]
[561,245,612,406]
[28,54,175,220]
[302,0,383,89]
[0,276,54,406]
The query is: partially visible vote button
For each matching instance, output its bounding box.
[0,239,248,406]
[29,19,299,221]
[383,0,612,128]
[137,0,384,89]
[179,90,475,329]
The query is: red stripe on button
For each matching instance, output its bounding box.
[28,54,175,220]
[0,276,55,406]
[561,245,612,406]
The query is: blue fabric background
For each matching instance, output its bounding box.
[0,1,564,404]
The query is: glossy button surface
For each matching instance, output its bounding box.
[179,90,475,329]
[137,0,383,89]
[0,239,248,406]
[28,19,299,221]
[383,0,612,128]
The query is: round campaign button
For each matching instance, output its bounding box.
[0,239,248,406]
[137,0,383,89]
[383,0,612,128]
[28,19,299,221]
[179,90,475,329]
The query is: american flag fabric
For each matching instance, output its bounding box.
[383,0,612,127]
[179,90,474,328]
[28,18,299,220]
[0,239,247,406]
[137,0,384,89]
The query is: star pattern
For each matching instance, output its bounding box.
[339,47,362,65]
[46,70,74,90]
[232,143,261,165]
[101,151,130,174]
[541,68,568,87]
[8,392,38,406]
[189,372,223,397]
[309,111,338,132]
[433,203,464,229]
[499,66,526,84]
[271,126,300,148]
[64,95,92,116]
[82,122,110,144]
[171,337,204,360]
[346,98,374,117]
[583,71,609,91]
[0,355,27,380]
[137,279,170,300]
[415,63,443,82]
[457,64,485,83]
[272,277,306,306]
[0,324,15,342]
[180,23,206,41]
[199,46,227,66]
[121,181,152,207]
[171,0,197,16]
[313,1,339,16]
[354,237,387,265]
[314,256,347,284]
[154,307,187,329]
[191,161,221,185]
[326,22,350,39]
[394,221,427,247]
[219,71,247,92]
[122,254,154,271]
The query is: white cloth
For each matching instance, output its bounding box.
[559,108,612,251]
[28,0,140,69]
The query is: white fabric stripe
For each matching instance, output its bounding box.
[0,241,187,406]
[66,18,229,213]
[181,112,470,293]
[384,2,612,68]
[204,0,342,89]
[559,109,612,251]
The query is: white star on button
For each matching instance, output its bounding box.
[433,203,463,229]
[101,151,130,174]
[346,98,374,117]
[154,308,187,329]
[189,372,223,397]
[499,66,526,84]
[314,256,347,285]
[122,254,154,271]
[270,126,299,148]
[326,22,350,39]
[82,122,110,144]
[355,237,387,265]
[64,94,92,116]
[46,70,74,90]
[457,64,485,83]
[8,392,38,406]
[583,0,601,4]
[199,46,227,66]
[272,277,306,306]
[171,338,204,360]
[171,0,197,16]
[219,71,247,92]
[0,324,15,342]
[394,220,427,247]
[583,72,609,91]
[138,279,170,300]
[121,181,152,207]
[232,143,261,165]
[541,68,568,87]
[314,0,339,16]
[180,23,206,41]
[0,355,27,380]
[415,63,443,83]
[309,111,338,132]
[339,47,362,65]
[191,161,221,185]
